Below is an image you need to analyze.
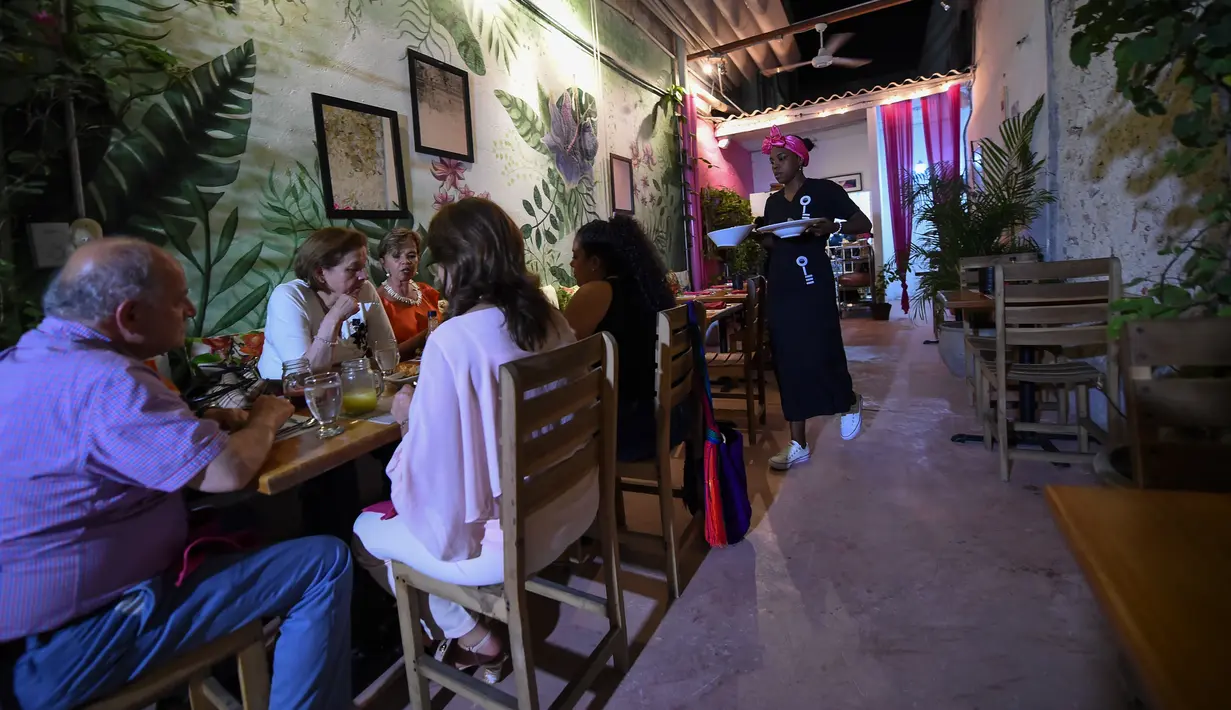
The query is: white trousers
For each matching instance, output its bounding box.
[352,479,598,639]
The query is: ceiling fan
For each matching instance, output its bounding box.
[761,23,872,77]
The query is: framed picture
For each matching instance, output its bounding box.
[824,173,863,192]
[610,154,635,215]
[311,93,409,220]
[407,50,474,162]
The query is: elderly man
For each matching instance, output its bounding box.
[0,238,352,709]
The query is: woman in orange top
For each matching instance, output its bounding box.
[376,227,441,359]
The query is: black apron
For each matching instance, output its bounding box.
[762,178,858,421]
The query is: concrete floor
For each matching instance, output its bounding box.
[422,313,1129,710]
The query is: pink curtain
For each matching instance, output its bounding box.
[880,99,914,313]
[921,84,962,179]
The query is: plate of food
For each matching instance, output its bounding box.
[754,217,828,238]
[385,360,420,384]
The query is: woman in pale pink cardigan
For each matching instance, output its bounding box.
[352,198,597,680]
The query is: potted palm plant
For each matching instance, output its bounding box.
[903,95,1053,376]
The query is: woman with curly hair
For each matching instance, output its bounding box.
[565,215,681,461]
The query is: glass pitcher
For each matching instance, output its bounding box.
[281,357,311,409]
[339,358,381,416]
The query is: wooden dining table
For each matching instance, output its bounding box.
[254,409,401,495]
[1046,485,1231,710]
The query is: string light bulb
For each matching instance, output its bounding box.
[717,138,730,149]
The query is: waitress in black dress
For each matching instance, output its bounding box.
[758,126,872,470]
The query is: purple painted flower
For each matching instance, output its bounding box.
[640,175,650,189]
[642,144,656,167]
[433,190,455,210]
[543,94,598,185]
[629,141,641,168]
[33,10,56,25]
[430,158,466,192]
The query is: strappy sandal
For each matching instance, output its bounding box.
[435,629,508,684]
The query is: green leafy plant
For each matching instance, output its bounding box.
[728,237,764,277]
[872,268,892,305]
[1070,0,1231,331]
[903,95,1052,320]
[1,0,235,237]
[699,186,750,255]
[0,257,43,347]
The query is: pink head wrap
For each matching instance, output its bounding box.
[761,125,810,167]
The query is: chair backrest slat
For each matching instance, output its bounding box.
[959,253,1039,290]
[1126,319,1231,490]
[1001,302,1108,326]
[500,333,616,533]
[1001,256,1115,282]
[657,305,694,410]
[1002,281,1110,304]
[1126,319,1231,368]
[654,304,703,463]
[742,277,765,357]
[1004,325,1108,348]
[517,367,604,437]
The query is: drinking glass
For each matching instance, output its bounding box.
[304,373,345,439]
[373,343,399,378]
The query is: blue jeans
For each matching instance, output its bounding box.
[6,536,353,710]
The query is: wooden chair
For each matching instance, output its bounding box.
[980,257,1121,481]
[704,277,767,444]
[391,334,628,710]
[616,305,705,600]
[84,621,270,710]
[1125,318,1231,491]
[958,253,1040,407]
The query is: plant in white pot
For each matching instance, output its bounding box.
[902,95,1053,377]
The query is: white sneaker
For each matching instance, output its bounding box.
[770,440,810,471]
[841,393,863,441]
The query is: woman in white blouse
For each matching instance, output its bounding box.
[256,227,398,547]
[257,226,397,380]
[352,198,597,682]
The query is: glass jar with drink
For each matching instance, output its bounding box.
[281,357,311,408]
[339,358,381,416]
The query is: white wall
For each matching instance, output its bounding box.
[968,0,1048,147]
[750,118,873,193]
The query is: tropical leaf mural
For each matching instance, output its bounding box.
[86,39,257,246]
[85,39,258,337]
[465,0,521,73]
[496,85,600,284]
[397,0,485,75]
[494,90,550,156]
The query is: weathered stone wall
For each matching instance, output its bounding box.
[1048,0,1217,288]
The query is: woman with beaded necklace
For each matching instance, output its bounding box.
[376,227,442,359]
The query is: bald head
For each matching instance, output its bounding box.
[44,237,174,324]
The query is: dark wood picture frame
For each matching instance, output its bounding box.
[311,93,409,220]
[609,154,635,216]
[407,49,475,163]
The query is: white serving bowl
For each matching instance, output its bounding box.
[707,224,753,248]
